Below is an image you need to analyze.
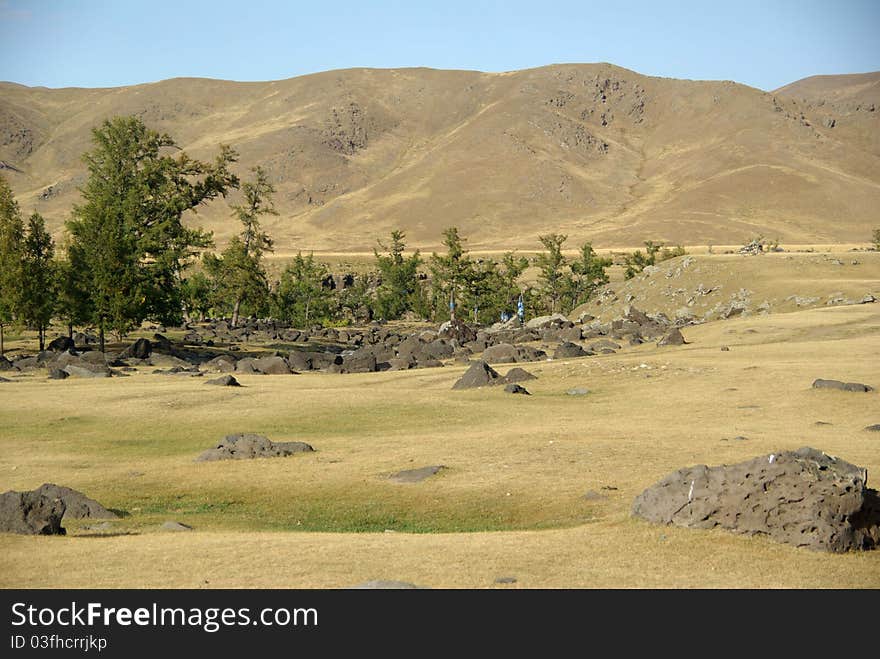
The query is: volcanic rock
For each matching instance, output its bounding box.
[0,489,66,535]
[206,375,241,387]
[812,379,874,392]
[632,447,880,552]
[389,465,445,483]
[196,434,314,461]
[452,360,499,389]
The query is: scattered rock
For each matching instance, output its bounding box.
[205,374,241,387]
[814,421,833,426]
[48,368,69,380]
[504,383,530,395]
[720,346,730,352]
[632,447,880,552]
[498,367,537,384]
[161,521,193,532]
[494,576,517,584]
[553,342,590,359]
[865,424,880,432]
[812,379,874,392]
[124,338,152,360]
[63,362,111,378]
[47,336,75,352]
[196,434,315,461]
[389,465,445,483]
[481,343,519,364]
[452,360,499,389]
[0,489,66,535]
[566,388,590,396]
[657,328,686,346]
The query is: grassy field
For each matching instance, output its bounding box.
[1,298,879,588]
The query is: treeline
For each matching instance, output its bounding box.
[0,115,618,353]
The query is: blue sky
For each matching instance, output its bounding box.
[1,0,878,90]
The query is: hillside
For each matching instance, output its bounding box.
[1,64,878,251]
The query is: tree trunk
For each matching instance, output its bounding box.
[67,323,73,339]
[99,323,105,354]
[449,290,456,321]
[231,298,241,328]
[0,323,4,356]
[38,327,45,352]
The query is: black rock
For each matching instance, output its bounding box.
[812,379,874,392]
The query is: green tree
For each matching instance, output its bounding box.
[271,252,335,327]
[568,242,611,308]
[18,213,56,351]
[66,116,238,350]
[429,227,474,321]
[624,240,663,279]
[180,271,213,322]
[535,233,569,314]
[0,176,24,355]
[203,237,270,321]
[872,228,880,251]
[228,166,277,327]
[374,230,424,320]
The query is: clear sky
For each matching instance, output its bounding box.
[1,0,878,91]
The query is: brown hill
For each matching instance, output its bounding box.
[1,64,878,252]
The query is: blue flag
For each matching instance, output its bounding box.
[517,294,524,321]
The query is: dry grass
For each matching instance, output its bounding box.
[1,303,879,588]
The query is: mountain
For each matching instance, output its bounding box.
[1,64,878,251]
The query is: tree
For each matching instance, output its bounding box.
[180,271,213,322]
[374,230,424,320]
[66,116,238,351]
[18,213,56,351]
[271,253,335,327]
[203,237,270,321]
[568,242,611,308]
[872,228,880,251]
[624,240,663,279]
[535,233,569,314]
[0,176,24,355]
[228,166,277,327]
[429,227,474,321]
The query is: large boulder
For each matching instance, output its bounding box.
[124,338,152,360]
[452,360,500,389]
[498,367,537,385]
[632,447,880,552]
[47,336,75,352]
[33,484,117,520]
[205,375,241,387]
[438,319,477,344]
[63,361,111,378]
[0,489,66,535]
[657,328,686,346]
[287,351,312,371]
[422,339,454,361]
[553,342,590,359]
[0,355,14,371]
[205,355,237,373]
[196,433,314,461]
[252,356,292,375]
[341,350,378,374]
[482,343,519,364]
